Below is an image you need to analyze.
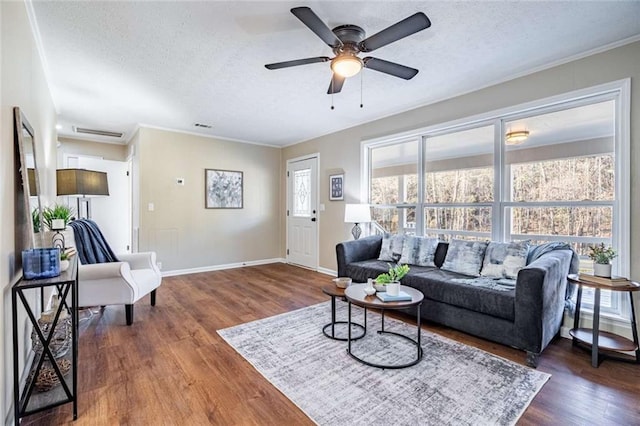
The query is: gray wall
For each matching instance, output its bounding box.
[0,1,58,422]
[135,127,282,272]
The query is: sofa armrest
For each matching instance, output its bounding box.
[336,235,383,277]
[514,249,572,355]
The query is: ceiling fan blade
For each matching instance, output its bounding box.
[327,73,345,94]
[363,57,418,80]
[265,56,331,70]
[291,7,343,48]
[359,12,431,52]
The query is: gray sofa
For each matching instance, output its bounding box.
[336,235,574,367]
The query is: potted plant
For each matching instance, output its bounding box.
[588,243,617,277]
[374,263,410,295]
[42,204,74,231]
[59,250,70,272]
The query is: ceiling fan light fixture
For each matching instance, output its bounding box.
[331,55,363,78]
[505,130,530,145]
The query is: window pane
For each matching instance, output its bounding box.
[509,206,612,240]
[511,155,614,202]
[506,100,615,203]
[293,169,310,217]
[372,207,416,235]
[424,207,491,240]
[371,140,418,204]
[424,125,494,203]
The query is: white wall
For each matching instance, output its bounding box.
[0,1,57,423]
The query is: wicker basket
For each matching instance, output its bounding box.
[28,358,72,393]
[31,313,71,359]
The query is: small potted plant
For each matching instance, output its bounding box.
[588,243,617,277]
[42,204,74,231]
[374,263,410,295]
[59,250,70,272]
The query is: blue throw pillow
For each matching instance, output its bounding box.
[441,239,489,277]
[378,233,405,263]
[481,241,530,279]
[399,236,439,266]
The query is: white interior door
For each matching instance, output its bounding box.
[67,156,131,254]
[287,156,318,269]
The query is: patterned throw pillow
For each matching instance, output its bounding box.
[378,234,405,263]
[481,241,530,279]
[398,236,439,267]
[441,239,489,277]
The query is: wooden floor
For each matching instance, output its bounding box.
[24,263,640,425]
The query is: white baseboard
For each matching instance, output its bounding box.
[162,258,286,277]
[317,267,337,277]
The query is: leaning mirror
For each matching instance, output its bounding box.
[14,107,43,266]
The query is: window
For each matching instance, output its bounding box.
[424,125,494,241]
[364,81,629,318]
[370,139,418,234]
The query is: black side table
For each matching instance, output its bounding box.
[568,274,640,367]
[321,284,366,341]
[12,257,78,424]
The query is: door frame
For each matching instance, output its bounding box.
[285,153,320,270]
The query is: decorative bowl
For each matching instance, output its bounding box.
[333,277,352,289]
[363,286,376,296]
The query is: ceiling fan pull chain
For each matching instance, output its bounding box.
[360,71,364,108]
[331,76,335,110]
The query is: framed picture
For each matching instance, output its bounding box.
[205,169,243,209]
[329,173,344,201]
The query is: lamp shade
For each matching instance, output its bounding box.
[344,204,371,223]
[56,168,109,196]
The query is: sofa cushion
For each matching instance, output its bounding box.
[403,269,515,321]
[399,236,439,266]
[481,241,529,279]
[441,239,489,277]
[378,233,404,262]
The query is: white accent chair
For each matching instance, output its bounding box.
[77,252,162,325]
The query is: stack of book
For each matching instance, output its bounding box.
[376,291,412,302]
[578,273,629,287]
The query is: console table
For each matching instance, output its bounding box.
[568,274,640,368]
[12,257,78,424]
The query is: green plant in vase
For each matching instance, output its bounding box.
[31,207,42,233]
[588,243,617,278]
[42,204,75,231]
[374,263,410,286]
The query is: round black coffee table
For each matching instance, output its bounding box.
[322,284,366,341]
[344,284,423,369]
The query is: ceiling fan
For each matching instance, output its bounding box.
[265,7,431,94]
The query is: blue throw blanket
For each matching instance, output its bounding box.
[69,219,119,264]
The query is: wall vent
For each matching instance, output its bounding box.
[73,126,124,138]
[194,123,213,129]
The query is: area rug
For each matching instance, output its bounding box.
[217,301,550,425]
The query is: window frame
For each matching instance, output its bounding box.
[362,79,630,318]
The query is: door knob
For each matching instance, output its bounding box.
[311,218,317,222]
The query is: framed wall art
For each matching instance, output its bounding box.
[205,169,243,209]
[329,173,344,201]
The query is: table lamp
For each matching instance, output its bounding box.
[344,204,371,240]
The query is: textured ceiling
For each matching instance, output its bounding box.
[31,1,640,147]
